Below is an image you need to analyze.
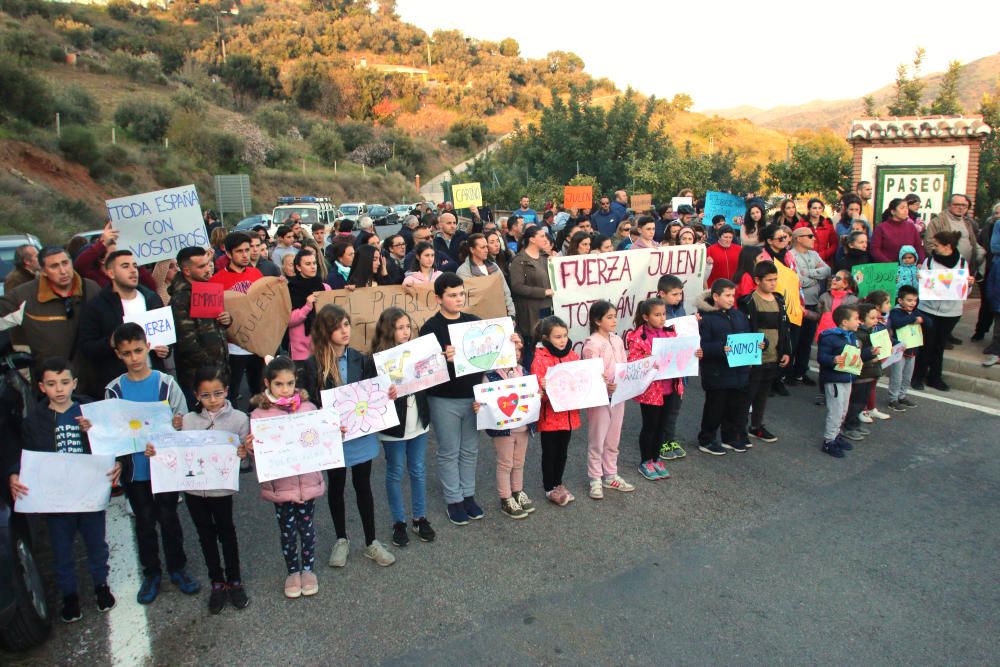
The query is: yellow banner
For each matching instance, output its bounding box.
[452,182,482,209]
[774,260,803,326]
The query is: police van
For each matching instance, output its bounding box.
[271,196,338,232]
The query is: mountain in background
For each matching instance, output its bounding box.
[705,52,1000,131]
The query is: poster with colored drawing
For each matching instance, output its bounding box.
[473,375,541,430]
[150,443,240,494]
[897,324,924,349]
[15,451,115,514]
[666,315,700,338]
[81,399,175,457]
[321,376,399,442]
[651,335,701,380]
[609,357,658,406]
[544,358,610,412]
[881,342,907,369]
[447,317,518,377]
[725,333,764,367]
[870,329,893,361]
[918,267,970,301]
[835,344,863,375]
[251,410,344,483]
[372,334,449,396]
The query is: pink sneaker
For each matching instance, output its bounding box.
[546,486,570,506]
[283,572,301,599]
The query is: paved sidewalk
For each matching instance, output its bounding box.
[941,298,1000,398]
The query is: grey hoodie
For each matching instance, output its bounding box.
[180,400,250,498]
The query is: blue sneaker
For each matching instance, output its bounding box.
[653,461,671,479]
[447,502,470,526]
[638,461,659,480]
[834,435,854,451]
[137,574,161,605]
[462,496,484,520]
[169,569,201,595]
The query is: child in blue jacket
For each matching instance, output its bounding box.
[817,304,871,458]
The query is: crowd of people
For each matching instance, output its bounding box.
[0,184,997,626]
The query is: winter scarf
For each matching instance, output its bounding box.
[540,338,573,358]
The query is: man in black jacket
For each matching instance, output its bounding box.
[78,250,169,396]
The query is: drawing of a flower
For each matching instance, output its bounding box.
[338,382,390,434]
[299,428,320,447]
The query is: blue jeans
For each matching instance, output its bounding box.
[46,512,109,596]
[382,433,428,523]
[428,396,481,504]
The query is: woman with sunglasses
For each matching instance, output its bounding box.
[788,227,831,386]
[794,198,837,263]
[611,220,633,251]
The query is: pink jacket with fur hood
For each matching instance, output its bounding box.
[625,324,683,405]
[250,390,327,504]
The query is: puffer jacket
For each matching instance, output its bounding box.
[817,328,873,384]
[530,344,581,432]
[854,327,882,382]
[169,275,230,393]
[250,391,326,504]
[696,290,751,391]
[624,324,681,405]
[181,400,250,498]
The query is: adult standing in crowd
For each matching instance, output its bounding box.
[973,201,1000,343]
[248,235,281,278]
[381,235,407,284]
[740,202,766,246]
[270,225,299,270]
[981,211,1000,366]
[456,233,515,317]
[788,227,830,385]
[795,198,837,263]
[4,244,39,293]
[485,230,513,281]
[772,199,803,228]
[504,215,524,254]
[856,181,874,223]
[287,249,330,366]
[399,214,419,252]
[705,224,742,286]
[871,198,925,264]
[515,196,538,225]
[433,213,467,273]
[509,226,553,364]
[836,194,869,239]
[591,195,621,237]
[312,223,330,250]
[758,225,799,396]
[926,194,985,277]
[74,222,158,292]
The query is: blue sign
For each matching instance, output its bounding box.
[725,333,764,367]
[704,191,747,228]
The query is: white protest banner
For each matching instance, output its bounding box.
[651,335,701,380]
[448,316,517,377]
[549,245,707,355]
[452,182,483,209]
[372,334,449,396]
[81,399,175,457]
[15,451,114,513]
[106,185,208,265]
[881,342,907,369]
[666,314,699,338]
[473,374,541,431]
[150,444,240,494]
[124,306,176,347]
[918,267,970,301]
[671,196,693,212]
[544,358,609,412]
[251,409,344,483]
[609,357,658,406]
[321,376,399,441]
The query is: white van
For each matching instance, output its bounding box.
[271,196,337,233]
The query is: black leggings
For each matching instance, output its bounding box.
[327,460,376,546]
[540,430,571,492]
[185,494,240,584]
[914,313,959,384]
[639,398,680,462]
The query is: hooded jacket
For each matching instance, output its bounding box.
[696,290,751,391]
[250,390,326,504]
[624,324,681,404]
[896,245,920,290]
[817,328,872,384]
[181,400,250,498]
[530,343,582,432]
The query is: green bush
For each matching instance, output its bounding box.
[445,118,489,150]
[337,121,374,153]
[170,88,206,116]
[265,141,294,169]
[109,50,163,83]
[58,125,100,165]
[309,124,345,164]
[0,57,56,125]
[256,104,299,138]
[114,99,171,143]
[55,85,100,125]
[49,45,66,63]
[103,144,129,167]
[106,0,134,21]
[89,159,112,180]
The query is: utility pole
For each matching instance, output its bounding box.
[426,41,432,69]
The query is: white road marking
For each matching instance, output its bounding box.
[104,496,151,666]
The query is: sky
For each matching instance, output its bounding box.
[395,0,999,111]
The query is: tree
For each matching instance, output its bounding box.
[765,141,852,202]
[499,38,519,57]
[216,55,280,110]
[975,83,1000,221]
[929,60,964,115]
[863,95,877,117]
[888,47,926,116]
[670,93,694,113]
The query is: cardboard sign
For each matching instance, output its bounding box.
[835,344,863,375]
[473,374,541,430]
[251,409,344,483]
[544,358,609,412]
[15,451,114,514]
[870,329,893,361]
[321,376,399,442]
[853,262,899,298]
[651,335,700,379]
[563,185,594,210]
[703,191,746,227]
[224,277,292,358]
[106,185,208,265]
[372,334,449,396]
[314,273,507,351]
[896,323,924,349]
[630,194,653,212]
[124,306,176,348]
[725,333,764,367]
[609,357,658,406]
[81,399,175,457]
[190,281,225,318]
[448,316,517,377]
[918,267,970,301]
[451,182,483,209]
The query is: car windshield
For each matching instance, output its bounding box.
[0,246,18,279]
[369,206,389,215]
[340,205,360,216]
[393,205,410,212]
[274,207,318,224]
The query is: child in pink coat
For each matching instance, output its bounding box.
[581,300,636,499]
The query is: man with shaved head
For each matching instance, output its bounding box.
[433,212,467,273]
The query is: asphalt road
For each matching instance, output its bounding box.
[5,379,999,666]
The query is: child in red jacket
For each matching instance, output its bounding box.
[531,316,581,507]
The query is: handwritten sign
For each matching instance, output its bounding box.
[853,262,899,298]
[881,342,906,369]
[473,374,541,430]
[372,334,449,396]
[124,306,176,347]
[549,245,707,356]
[703,191,746,227]
[15,451,114,513]
[896,323,923,349]
[314,273,507,351]
[448,316,517,377]
[609,357,657,405]
[321,376,399,442]
[106,185,207,265]
[666,314,699,338]
[835,344,863,375]
[630,194,653,212]
[918,267,970,301]
[544,358,609,412]
[563,185,594,210]
[251,409,344,483]
[870,329,893,361]
[451,182,482,209]
[150,442,240,494]
[671,197,693,212]
[224,277,292,358]
[651,335,700,379]
[82,399,175,457]
[725,333,763,367]
[190,281,224,318]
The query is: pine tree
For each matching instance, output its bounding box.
[929,61,964,115]
[888,48,926,116]
[863,95,877,117]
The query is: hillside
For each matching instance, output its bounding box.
[706,51,1000,131]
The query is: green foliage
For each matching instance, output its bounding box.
[976,85,1000,221]
[256,104,299,138]
[109,50,164,83]
[499,38,519,58]
[0,57,56,126]
[170,88,207,116]
[114,99,172,143]
[863,95,877,116]
[55,85,100,125]
[58,126,100,165]
[102,144,129,167]
[929,61,964,115]
[106,0,135,22]
[2,29,48,63]
[337,121,375,152]
[444,118,489,150]
[765,141,851,202]
[888,47,926,116]
[309,123,345,163]
[216,55,280,109]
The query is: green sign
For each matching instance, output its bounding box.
[873,165,954,226]
[852,262,898,298]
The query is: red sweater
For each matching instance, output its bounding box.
[74,240,158,291]
[705,242,742,287]
[795,218,838,262]
[209,264,263,293]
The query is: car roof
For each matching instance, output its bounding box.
[0,233,42,246]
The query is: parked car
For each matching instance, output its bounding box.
[232,214,273,233]
[392,204,413,218]
[336,203,367,224]
[368,205,399,227]
[0,235,43,297]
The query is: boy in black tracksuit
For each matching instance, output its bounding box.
[738,261,791,444]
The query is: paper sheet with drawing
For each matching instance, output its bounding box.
[321,376,399,441]
[609,357,658,406]
[544,358,610,412]
[447,316,518,377]
[81,399,175,457]
[15,451,115,513]
[473,374,541,430]
[651,335,700,380]
[251,409,345,483]
[148,430,241,494]
[372,334,450,396]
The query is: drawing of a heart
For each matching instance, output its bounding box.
[939,272,954,288]
[675,348,694,371]
[463,324,506,370]
[497,393,519,417]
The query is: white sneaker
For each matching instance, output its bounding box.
[983,354,999,368]
[589,479,604,499]
[868,407,891,420]
[858,410,874,423]
[602,474,636,492]
[364,540,395,567]
[328,538,349,568]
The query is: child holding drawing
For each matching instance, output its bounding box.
[249,356,326,599]
[104,322,197,606]
[582,300,634,498]
[859,291,893,421]
[531,315,581,507]
[146,366,252,614]
[8,357,118,623]
[817,304,862,458]
[840,304,883,442]
[886,285,922,412]
[657,274,700,460]
[372,307,436,546]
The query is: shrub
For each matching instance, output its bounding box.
[255,104,294,138]
[58,125,100,165]
[224,118,272,170]
[89,159,112,180]
[109,50,163,83]
[337,121,374,153]
[445,118,489,150]
[265,141,294,169]
[114,100,171,143]
[309,124,345,164]
[203,131,244,174]
[49,45,66,63]
[106,0,135,22]
[55,85,100,125]
[103,144,129,167]
[0,57,56,125]
[349,142,392,167]
[170,88,206,116]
